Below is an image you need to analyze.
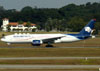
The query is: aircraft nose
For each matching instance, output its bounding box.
[1,38,5,42]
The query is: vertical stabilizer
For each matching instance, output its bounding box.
[79,19,96,35]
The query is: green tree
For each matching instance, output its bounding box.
[20,6,35,22]
[94,22,100,34]
[18,21,24,24]
[45,18,53,32]
[7,24,11,31]
[25,21,31,27]
[52,19,58,31]
[67,17,85,32]
[1,2,100,32]
[60,19,67,31]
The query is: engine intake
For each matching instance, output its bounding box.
[32,40,42,46]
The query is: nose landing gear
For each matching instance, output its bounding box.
[7,43,11,45]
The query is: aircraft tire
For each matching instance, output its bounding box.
[45,44,53,48]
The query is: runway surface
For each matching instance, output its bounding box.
[0,65,100,69]
[0,46,100,48]
[0,57,100,60]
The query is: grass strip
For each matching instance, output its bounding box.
[0,59,100,65]
[0,48,100,57]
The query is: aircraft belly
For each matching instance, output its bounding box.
[61,37,79,42]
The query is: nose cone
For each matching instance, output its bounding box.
[1,38,6,42]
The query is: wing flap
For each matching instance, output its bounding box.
[42,36,65,44]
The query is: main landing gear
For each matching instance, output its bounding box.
[45,45,53,47]
[45,43,53,48]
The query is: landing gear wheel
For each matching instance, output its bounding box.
[45,44,53,48]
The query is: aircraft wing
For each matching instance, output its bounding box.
[42,36,65,44]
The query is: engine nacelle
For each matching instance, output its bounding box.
[54,39,61,43]
[32,40,43,46]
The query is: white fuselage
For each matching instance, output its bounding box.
[1,34,80,44]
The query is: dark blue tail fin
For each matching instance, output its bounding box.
[79,19,96,35]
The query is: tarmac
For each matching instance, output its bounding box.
[0,46,100,48]
[0,65,99,69]
[0,57,100,60]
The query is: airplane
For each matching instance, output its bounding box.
[1,19,96,47]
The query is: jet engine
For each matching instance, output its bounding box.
[54,39,61,43]
[32,40,43,46]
